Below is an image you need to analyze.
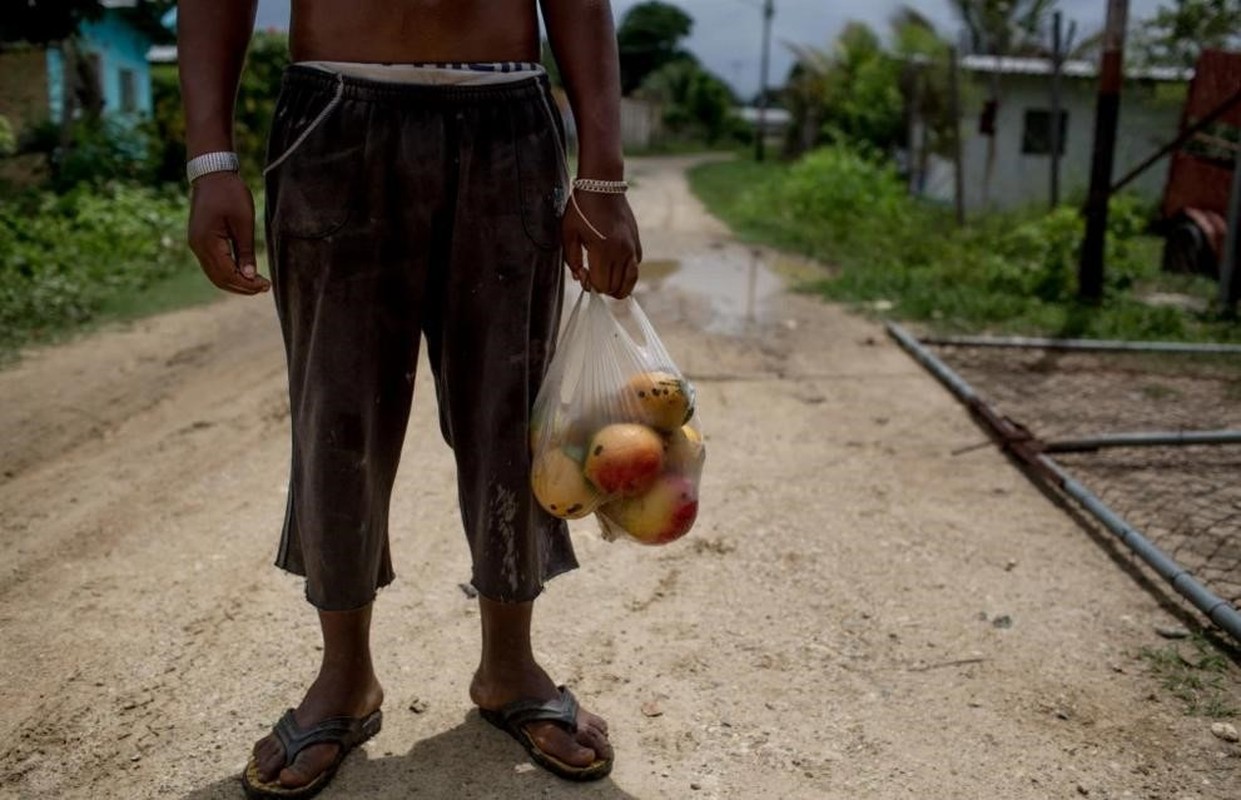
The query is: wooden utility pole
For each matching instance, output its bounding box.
[1078,0,1129,302]
[755,0,774,162]
[949,45,965,226]
[1049,11,1064,209]
[1220,147,1241,310]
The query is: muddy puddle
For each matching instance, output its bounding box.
[635,247,789,335]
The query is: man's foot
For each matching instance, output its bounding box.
[471,663,612,768]
[250,672,384,789]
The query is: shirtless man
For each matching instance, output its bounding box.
[179,1,640,795]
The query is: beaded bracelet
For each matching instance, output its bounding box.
[572,178,629,194]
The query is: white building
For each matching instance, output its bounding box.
[920,55,1192,213]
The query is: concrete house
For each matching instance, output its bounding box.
[920,55,1191,213]
[0,0,159,136]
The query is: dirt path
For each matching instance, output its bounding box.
[1,156,1238,800]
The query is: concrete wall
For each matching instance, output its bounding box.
[557,95,664,154]
[619,97,663,150]
[927,73,1182,213]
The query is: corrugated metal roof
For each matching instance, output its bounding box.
[147,45,177,64]
[960,54,1192,83]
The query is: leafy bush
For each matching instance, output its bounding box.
[0,184,192,350]
[0,115,15,158]
[640,59,745,146]
[21,115,155,191]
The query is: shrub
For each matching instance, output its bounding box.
[690,148,1231,342]
[0,184,191,349]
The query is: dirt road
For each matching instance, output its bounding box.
[1,156,1237,799]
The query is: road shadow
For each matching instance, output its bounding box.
[182,709,641,800]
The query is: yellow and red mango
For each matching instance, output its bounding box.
[624,371,693,432]
[584,423,665,497]
[664,425,705,474]
[532,448,602,520]
[604,474,699,545]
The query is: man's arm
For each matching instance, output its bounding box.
[541,0,642,299]
[179,0,269,295]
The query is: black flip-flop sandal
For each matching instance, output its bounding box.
[479,686,613,782]
[241,708,383,799]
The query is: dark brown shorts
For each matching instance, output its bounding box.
[264,65,576,610]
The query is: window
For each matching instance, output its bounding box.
[119,68,137,113]
[1022,109,1067,156]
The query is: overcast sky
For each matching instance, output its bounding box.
[253,0,1166,97]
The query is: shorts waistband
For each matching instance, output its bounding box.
[282,63,551,105]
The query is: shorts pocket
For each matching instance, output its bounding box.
[515,94,569,251]
[265,89,362,240]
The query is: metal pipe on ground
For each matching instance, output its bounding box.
[885,321,1241,642]
[1044,429,1241,453]
[1035,454,1241,641]
[918,334,1241,355]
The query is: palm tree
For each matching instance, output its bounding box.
[950,0,1058,56]
[948,1,1058,208]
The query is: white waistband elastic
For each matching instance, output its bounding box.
[297,61,546,86]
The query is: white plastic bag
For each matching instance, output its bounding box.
[530,290,704,545]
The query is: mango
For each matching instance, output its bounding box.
[603,474,699,545]
[624,370,693,432]
[584,423,665,497]
[664,425,705,474]
[531,447,602,519]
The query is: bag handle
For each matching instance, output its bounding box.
[585,291,658,358]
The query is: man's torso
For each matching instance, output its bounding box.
[290,0,541,63]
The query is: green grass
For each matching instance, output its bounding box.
[92,263,222,324]
[1140,634,1239,718]
[689,154,1241,343]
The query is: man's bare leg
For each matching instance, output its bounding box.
[470,597,612,767]
[251,605,384,788]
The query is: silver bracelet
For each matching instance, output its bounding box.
[186,151,240,184]
[572,177,628,194]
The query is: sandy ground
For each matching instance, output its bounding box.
[1,156,1239,800]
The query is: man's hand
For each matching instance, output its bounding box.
[562,191,642,299]
[187,172,270,295]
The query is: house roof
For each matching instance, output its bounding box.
[960,54,1192,83]
[148,45,177,63]
[736,107,792,125]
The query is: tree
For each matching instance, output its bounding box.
[0,0,172,46]
[948,0,1058,56]
[147,29,288,184]
[891,7,957,189]
[1135,0,1241,69]
[0,1,100,46]
[948,1,1057,209]
[783,22,904,156]
[639,61,739,145]
[617,1,695,95]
